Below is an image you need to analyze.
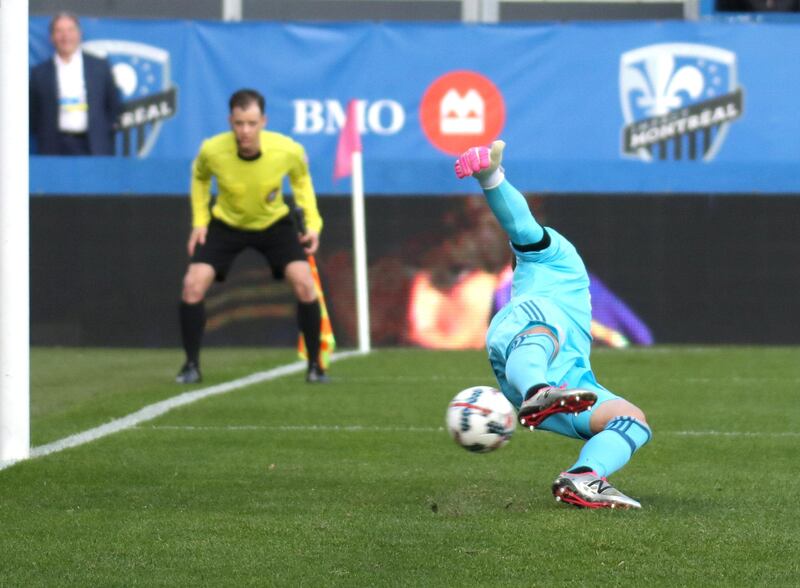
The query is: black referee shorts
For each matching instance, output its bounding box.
[191,216,306,282]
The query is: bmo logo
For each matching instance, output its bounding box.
[292,99,404,135]
[420,70,505,155]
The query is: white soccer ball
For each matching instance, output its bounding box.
[446,386,516,453]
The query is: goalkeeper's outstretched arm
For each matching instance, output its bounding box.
[454,141,545,247]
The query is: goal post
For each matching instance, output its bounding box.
[0,0,30,464]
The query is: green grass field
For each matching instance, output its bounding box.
[2,346,799,586]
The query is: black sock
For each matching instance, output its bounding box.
[179,301,205,365]
[524,383,549,401]
[297,300,322,368]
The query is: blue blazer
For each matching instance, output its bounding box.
[29,52,122,155]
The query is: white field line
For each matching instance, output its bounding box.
[139,424,800,438]
[0,350,365,472]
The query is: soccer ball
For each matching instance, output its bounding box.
[446,386,516,453]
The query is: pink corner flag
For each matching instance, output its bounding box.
[334,100,362,180]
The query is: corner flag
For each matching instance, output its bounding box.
[334,99,362,180]
[333,99,370,352]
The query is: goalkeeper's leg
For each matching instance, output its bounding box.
[454,141,545,247]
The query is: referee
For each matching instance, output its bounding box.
[176,89,328,384]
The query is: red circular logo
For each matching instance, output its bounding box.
[420,70,506,155]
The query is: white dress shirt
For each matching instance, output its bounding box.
[55,51,89,133]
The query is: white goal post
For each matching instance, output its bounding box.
[0,0,30,464]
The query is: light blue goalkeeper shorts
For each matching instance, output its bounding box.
[487,297,621,440]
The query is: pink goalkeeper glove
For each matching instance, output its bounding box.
[454,146,491,179]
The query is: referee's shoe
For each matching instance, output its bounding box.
[306,362,330,384]
[176,361,202,384]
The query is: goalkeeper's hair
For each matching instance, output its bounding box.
[229,89,266,114]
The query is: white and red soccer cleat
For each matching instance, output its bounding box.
[552,471,642,510]
[518,385,597,429]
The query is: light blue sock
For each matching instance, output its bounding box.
[505,332,556,405]
[483,180,544,246]
[568,416,652,478]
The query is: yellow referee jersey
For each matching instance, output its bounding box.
[190,130,323,233]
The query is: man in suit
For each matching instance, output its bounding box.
[29,12,122,155]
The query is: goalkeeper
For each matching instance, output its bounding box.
[454,141,651,509]
[176,89,328,385]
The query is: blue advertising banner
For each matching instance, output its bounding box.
[29,18,800,194]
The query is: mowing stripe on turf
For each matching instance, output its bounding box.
[145,424,449,433]
[0,350,364,472]
[138,425,800,437]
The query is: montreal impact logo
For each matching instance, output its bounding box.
[619,43,744,162]
[83,39,178,157]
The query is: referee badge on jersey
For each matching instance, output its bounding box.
[82,39,178,158]
[619,43,744,162]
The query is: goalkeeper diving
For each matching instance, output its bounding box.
[454,141,652,509]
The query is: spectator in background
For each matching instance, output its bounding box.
[29,12,122,155]
[176,89,328,385]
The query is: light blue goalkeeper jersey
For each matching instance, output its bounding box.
[486,227,598,407]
